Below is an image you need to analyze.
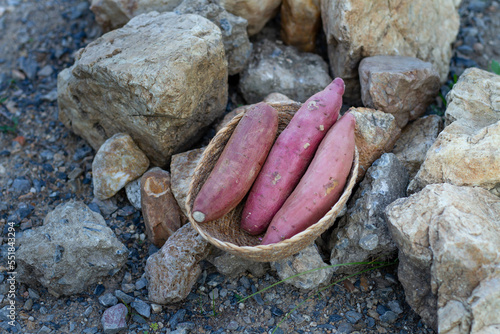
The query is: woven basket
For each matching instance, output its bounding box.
[186,102,359,262]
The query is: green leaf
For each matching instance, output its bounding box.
[490,59,500,75]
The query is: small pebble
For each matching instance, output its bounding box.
[99,293,118,307]
[131,299,151,318]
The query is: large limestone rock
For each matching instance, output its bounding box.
[280,0,321,52]
[329,153,409,275]
[392,115,443,179]
[16,201,128,297]
[58,12,227,166]
[240,39,331,103]
[90,0,183,31]
[145,223,210,304]
[359,56,441,128]
[385,183,500,332]
[92,133,150,200]
[349,107,401,182]
[174,0,252,75]
[408,68,500,195]
[219,0,282,36]
[321,0,461,103]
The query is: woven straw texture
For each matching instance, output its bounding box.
[186,102,359,262]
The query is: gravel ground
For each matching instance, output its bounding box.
[0,0,498,333]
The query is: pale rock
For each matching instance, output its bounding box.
[145,223,210,304]
[280,0,321,52]
[90,0,183,31]
[125,178,142,210]
[101,303,128,334]
[408,68,500,195]
[92,133,149,200]
[141,168,183,248]
[216,92,295,132]
[392,115,443,179]
[271,243,333,290]
[385,183,500,331]
[207,249,270,277]
[58,12,227,166]
[240,39,331,103]
[174,0,252,75]
[170,148,205,217]
[329,153,409,275]
[468,276,500,334]
[219,0,281,36]
[16,201,128,297]
[321,0,461,103]
[349,107,401,182]
[359,56,441,128]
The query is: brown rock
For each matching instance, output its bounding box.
[385,183,500,331]
[145,223,210,304]
[392,115,443,179]
[219,0,281,36]
[170,148,205,217]
[349,108,401,182]
[141,168,183,248]
[321,0,460,104]
[92,133,149,200]
[359,56,441,128]
[281,0,321,52]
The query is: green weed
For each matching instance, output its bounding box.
[0,97,19,134]
[490,59,500,75]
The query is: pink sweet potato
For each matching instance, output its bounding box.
[192,102,278,223]
[260,112,356,245]
[240,78,345,235]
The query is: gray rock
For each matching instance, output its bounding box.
[385,183,500,331]
[58,12,227,166]
[99,293,118,307]
[380,311,398,324]
[101,303,128,334]
[125,178,141,210]
[207,249,270,277]
[271,243,333,290]
[174,0,252,75]
[345,310,362,324]
[16,201,128,297]
[359,56,441,128]
[135,277,148,290]
[329,153,409,274]
[131,299,151,318]
[240,39,332,103]
[145,223,210,304]
[11,177,31,193]
[392,115,443,179]
[114,290,135,305]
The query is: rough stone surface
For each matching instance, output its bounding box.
[145,223,210,304]
[16,201,128,297]
[170,148,205,217]
[349,107,401,182]
[125,178,141,210]
[271,244,333,290]
[101,303,128,334]
[174,0,252,75]
[207,249,270,277]
[92,133,149,200]
[281,0,321,52]
[90,0,183,31]
[141,167,183,248]
[58,12,227,166]
[219,0,281,36]
[408,68,500,195]
[385,183,500,331]
[392,115,443,179]
[321,0,461,103]
[359,56,441,128]
[329,153,409,274]
[239,39,332,103]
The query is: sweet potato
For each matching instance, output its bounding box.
[192,102,278,223]
[240,78,345,235]
[261,112,356,245]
